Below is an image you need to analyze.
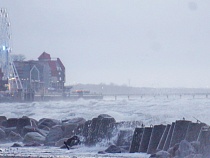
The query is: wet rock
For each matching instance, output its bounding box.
[45,125,63,144]
[62,123,78,138]
[0,116,7,126]
[11,143,22,147]
[21,125,37,136]
[2,118,18,127]
[38,118,61,128]
[85,114,116,146]
[23,132,45,144]
[3,127,17,136]
[62,118,86,137]
[16,116,32,134]
[190,141,201,154]
[149,150,171,158]
[8,131,23,142]
[82,120,92,138]
[175,140,196,157]
[105,145,122,153]
[0,128,6,141]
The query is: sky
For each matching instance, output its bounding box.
[1,0,210,88]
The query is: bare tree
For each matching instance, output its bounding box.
[11,54,26,61]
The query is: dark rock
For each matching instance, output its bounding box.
[21,125,37,136]
[16,116,32,134]
[0,127,6,141]
[45,125,63,144]
[85,114,116,146]
[105,145,122,153]
[38,118,61,128]
[60,144,67,149]
[82,120,92,138]
[2,118,18,128]
[11,143,22,147]
[64,135,81,149]
[3,127,17,136]
[8,131,23,142]
[23,132,45,144]
[98,150,106,154]
[0,116,7,126]
[62,123,78,138]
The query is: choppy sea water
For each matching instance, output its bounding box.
[0,95,209,157]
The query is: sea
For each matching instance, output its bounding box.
[0,94,209,157]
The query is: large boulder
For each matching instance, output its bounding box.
[2,118,18,128]
[45,125,63,145]
[16,116,33,134]
[0,116,7,126]
[55,138,68,147]
[0,128,6,141]
[85,114,116,146]
[62,117,86,137]
[23,132,45,144]
[8,131,23,142]
[38,118,61,129]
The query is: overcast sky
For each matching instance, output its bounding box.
[1,0,210,88]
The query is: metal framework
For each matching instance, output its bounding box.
[0,8,22,91]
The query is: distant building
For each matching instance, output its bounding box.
[14,52,65,92]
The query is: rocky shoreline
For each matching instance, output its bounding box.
[0,114,210,157]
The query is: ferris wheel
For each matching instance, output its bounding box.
[0,8,22,91]
[0,8,11,80]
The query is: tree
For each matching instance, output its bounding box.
[10,54,26,61]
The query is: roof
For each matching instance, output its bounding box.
[38,52,51,61]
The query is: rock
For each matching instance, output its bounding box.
[105,145,122,153]
[16,116,32,134]
[85,114,116,146]
[45,125,63,144]
[62,117,86,137]
[11,143,22,147]
[0,128,6,141]
[38,118,61,128]
[82,120,92,137]
[0,116,7,126]
[8,131,23,142]
[21,126,37,136]
[2,118,18,128]
[62,123,78,138]
[23,132,45,144]
[176,140,196,157]
[149,150,171,158]
[64,136,81,149]
[3,127,17,136]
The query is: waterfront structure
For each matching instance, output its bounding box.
[13,52,65,93]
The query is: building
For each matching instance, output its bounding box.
[14,52,65,93]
